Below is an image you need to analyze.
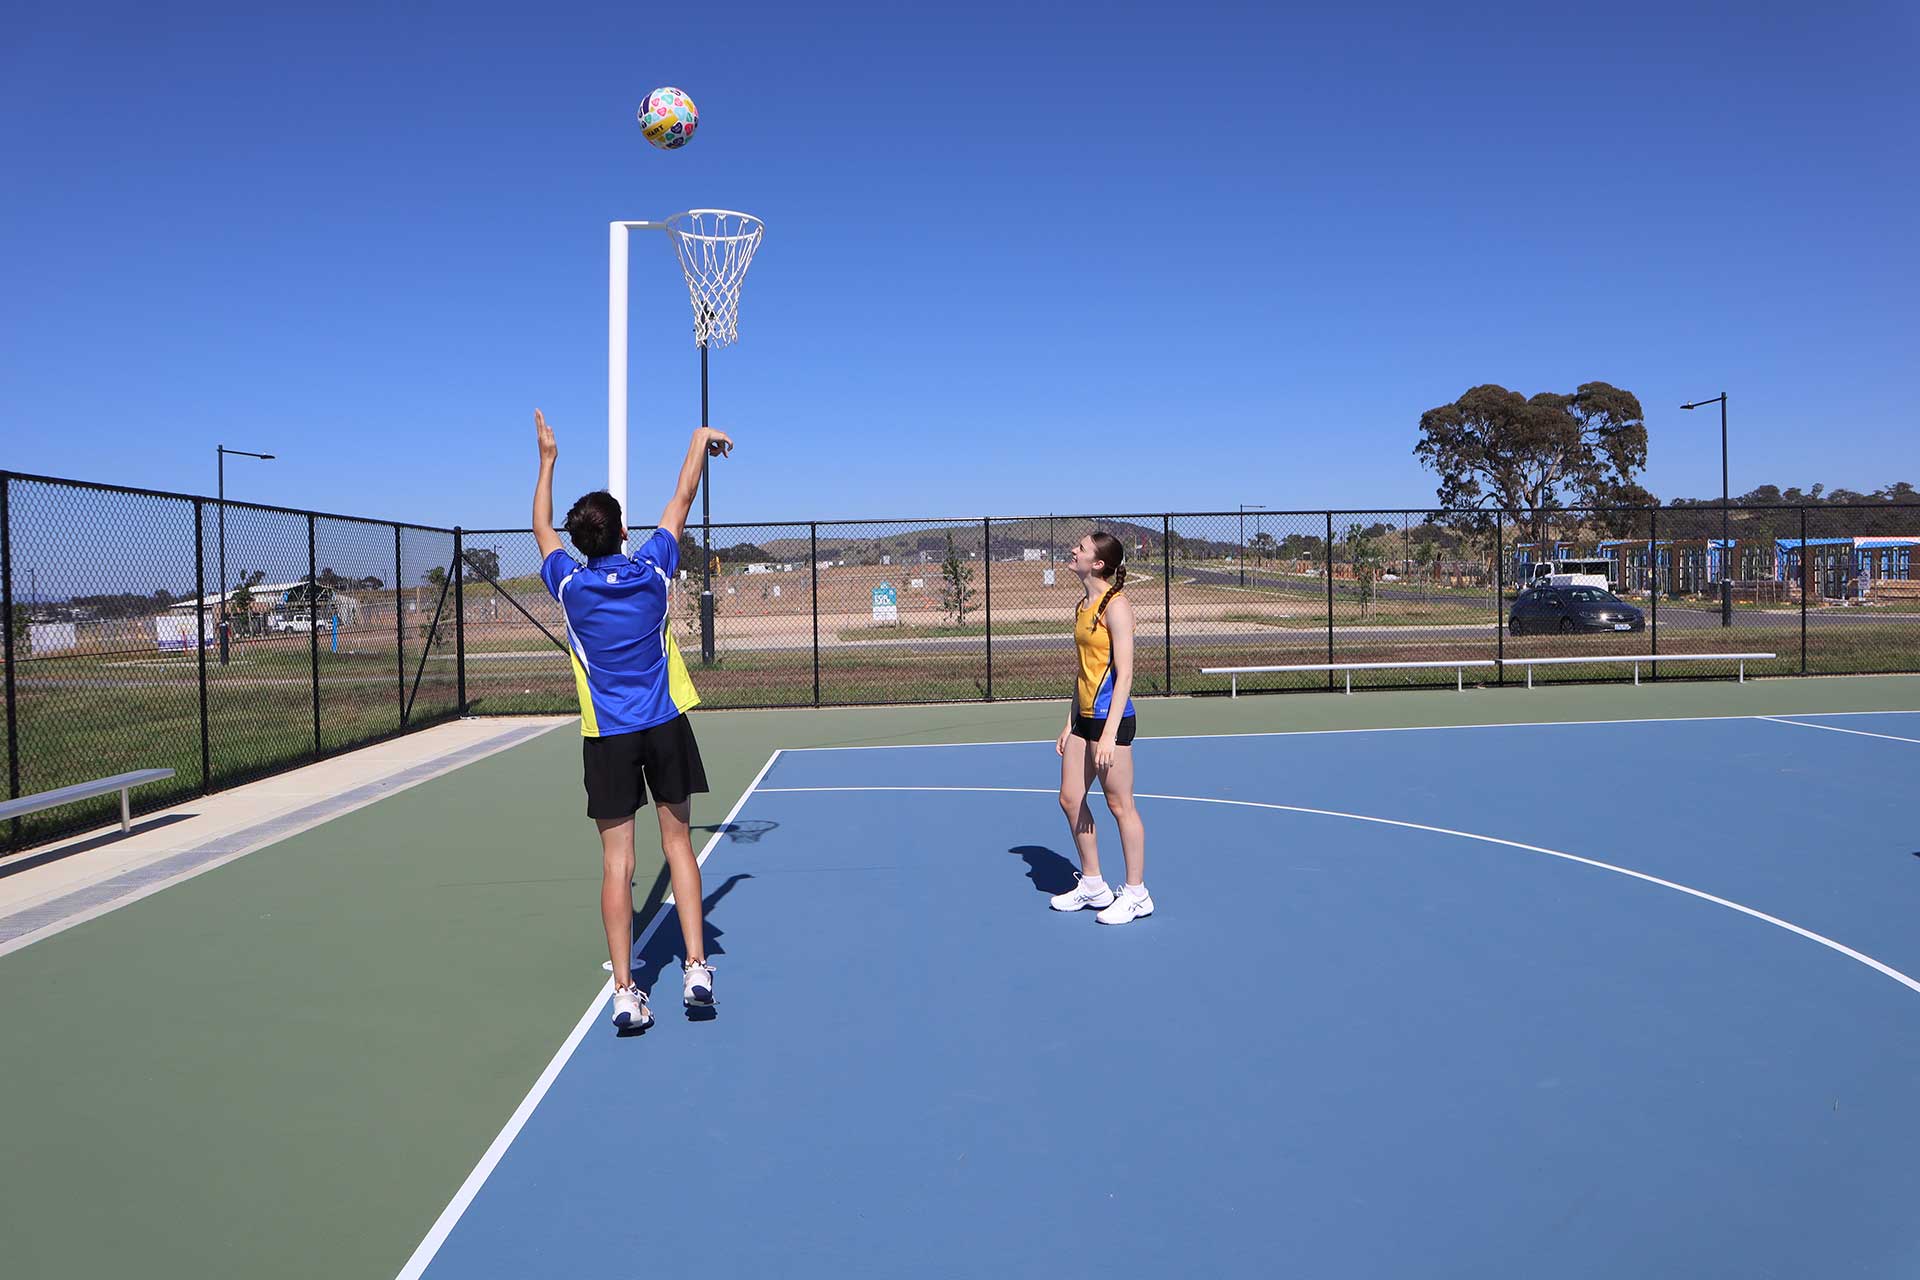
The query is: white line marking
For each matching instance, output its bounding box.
[783,708,1920,753]
[1760,717,1920,747]
[393,748,785,1280]
[756,785,1920,998]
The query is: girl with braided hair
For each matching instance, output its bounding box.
[1049,531,1152,924]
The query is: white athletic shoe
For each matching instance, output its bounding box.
[683,959,716,1007]
[611,984,653,1030]
[1050,874,1115,912]
[1095,883,1154,925]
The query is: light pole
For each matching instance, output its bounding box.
[1679,394,1731,626]
[216,445,275,664]
[697,313,717,663]
[1238,504,1267,587]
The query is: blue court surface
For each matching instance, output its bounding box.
[406,712,1920,1279]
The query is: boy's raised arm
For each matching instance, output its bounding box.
[533,409,562,559]
[657,426,735,541]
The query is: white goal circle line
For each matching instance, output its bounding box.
[754,784,1920,998]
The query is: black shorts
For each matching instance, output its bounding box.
[582,714,709,820]
[1070,711,1137,747]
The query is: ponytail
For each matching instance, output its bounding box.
[1094,564,1127,631]
[1088,531,1128,631]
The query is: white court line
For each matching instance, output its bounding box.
[393,749,785,1280]
[785,708,1920,753]
[1760,717,1920,747]
[757,784,1920,999]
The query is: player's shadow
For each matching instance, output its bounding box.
[620,872,754,1032]
[1010,845,1079,896]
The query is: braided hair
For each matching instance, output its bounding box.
[1088,531,1127,631]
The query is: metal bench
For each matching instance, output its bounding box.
[1500,653,1776,688]
[0,769,177,835]
[1201,659,1498,697]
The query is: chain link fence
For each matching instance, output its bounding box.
[5,469,1917,849]
[2,472,462,849]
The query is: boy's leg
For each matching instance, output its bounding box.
[655,799,705,964]
[595,816,638,987]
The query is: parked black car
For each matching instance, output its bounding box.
[1508,584,1645,635]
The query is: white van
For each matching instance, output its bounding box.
[1526,559,1614,591]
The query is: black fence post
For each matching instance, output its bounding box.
[1162,515,1173,695]
[2,473,18,844]
[395,526,407,726]
[983,516,993,701]
[308,513,322,758]
[1494,510,1505,685]
[195,500,210,792]
[1799,505,1808,675]
[453,527,467,715]
[1648,507,1659,680]
[810,523,820,707]
[1324,511,1336,690]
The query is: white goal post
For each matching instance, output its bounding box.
[606,211,764,524]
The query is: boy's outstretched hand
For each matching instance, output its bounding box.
[536,409,558,464]
[532,409,562,557]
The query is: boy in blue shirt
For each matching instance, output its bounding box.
[533,410,734,1030]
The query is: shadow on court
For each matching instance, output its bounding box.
[619,872,755,1031]
[1010,844,1078,895]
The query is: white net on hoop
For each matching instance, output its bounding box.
[665,209,764,349]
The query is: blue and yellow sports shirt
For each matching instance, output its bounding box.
[1073,595,1134,720]
[540,528,700,737]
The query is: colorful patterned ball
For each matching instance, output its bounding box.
[638,87,699,150]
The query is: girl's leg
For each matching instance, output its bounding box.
[1058,735,1103,880]
[1096,746,1146,887]
[595,816,637,987]
[655,799,706,964]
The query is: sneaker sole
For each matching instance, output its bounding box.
[1097,907,1153,925]
[685,989,715,1007]
[1051,896,1115,912]
[612,1012,654,1029]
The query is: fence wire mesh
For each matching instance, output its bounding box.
[812,519,988,705]
[5,478,204,843]
[400,527,461,727]
[4,471,1917,851]
[455,528,574,717]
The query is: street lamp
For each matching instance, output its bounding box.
[216,445,276,664]
[1679,394,1731,626]
[1238,504,1267,587]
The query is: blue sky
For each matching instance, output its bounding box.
[3,0,1914,529]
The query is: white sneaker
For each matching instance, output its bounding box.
[1095,884,1154,925]
[683,959,716,1007]
[611,984,653,1030]
[1050,874,1115,912]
